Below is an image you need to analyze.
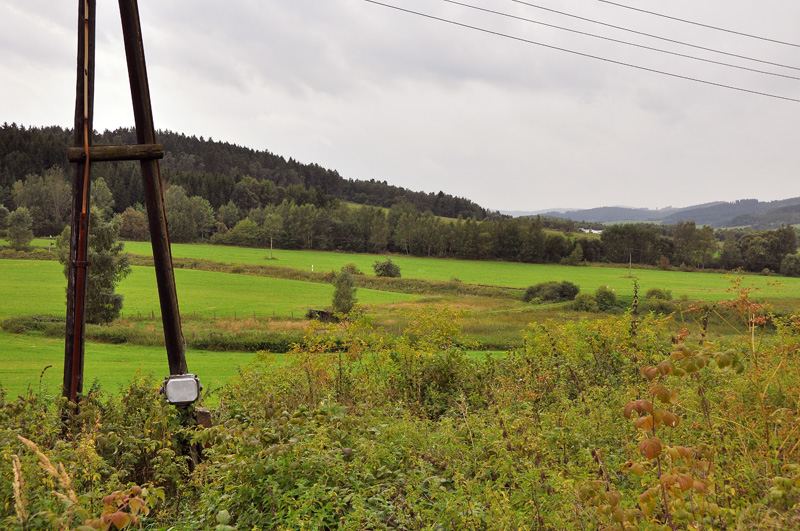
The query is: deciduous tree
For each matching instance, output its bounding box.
[263,211,283,259]
[119,206,149,241]
[12,167,71,236]
[7,206,34,249]
[91,177,115,221]
[331,267,357,315]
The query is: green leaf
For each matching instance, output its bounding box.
[216,509,231,525]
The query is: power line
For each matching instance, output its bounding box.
[597,0,800,49]
[443,0,800,81]
[507,0,800,72]
[363,0,800,103]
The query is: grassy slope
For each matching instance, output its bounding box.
[0,258,411,398]
[122,241,800,301]
[0,260,413,319]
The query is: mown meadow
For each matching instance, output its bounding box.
[3,242,800,529]
[122,240,800,301]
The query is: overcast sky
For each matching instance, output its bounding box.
[2,0,799,213]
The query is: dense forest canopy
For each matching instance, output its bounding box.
[0,123,486,220]
[2,123,799,275]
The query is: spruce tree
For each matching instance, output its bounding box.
[57,209,132,324]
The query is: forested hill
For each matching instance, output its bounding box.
[0,123,486,220]
[540,199,800,228]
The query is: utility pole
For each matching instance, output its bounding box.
[64,0,195,405]
[63,0,95,403]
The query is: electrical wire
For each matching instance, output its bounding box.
[363,0,800,103]
[597,0,800,49]
[443,0,800,81]
[506,0,800,72]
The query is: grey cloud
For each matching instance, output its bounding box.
[3,0,800,211]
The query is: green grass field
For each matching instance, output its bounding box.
[0,257,412,399]
[121,241,800,301]
[0,260,414,320]
[0,330,259,403]
[0,259,67,317]
[4,240,800,401]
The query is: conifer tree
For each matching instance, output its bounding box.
[57,209,131,324]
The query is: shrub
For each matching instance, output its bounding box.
[639,298,676,315]
[781,253,800,277]
[189,330,297,352]
[332,268,357,315]
[558,280,580,301]
[644,287,672,300]
[1,314,64,334]
[572,292,598,312]
[341,263,362,276]
[594,286,619,312]
[373,258,401,278]
[523,281,580,303]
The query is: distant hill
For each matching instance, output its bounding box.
[538,206,677,223]
[0,123,487,220]
[538,199,800,228]
[726,202,800,229]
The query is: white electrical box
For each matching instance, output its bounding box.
[161,374,202,406]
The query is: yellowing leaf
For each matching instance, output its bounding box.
[677,474,693,491]
[607,491,621,507]
[642,366,659,380]
[653,410,680,428]
[634,416,654,432]
[107,512,130,530]
[659,474,677,487]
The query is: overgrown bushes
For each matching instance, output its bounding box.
[522,280,579,303]
[4,297,800,530]
[372,258,401,278]
[0,314,62,334]
[570,285,622,313]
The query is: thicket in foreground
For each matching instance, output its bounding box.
[2,290,800,530]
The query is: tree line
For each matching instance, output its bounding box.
[0,123,486,220]
[2,123,799,276]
